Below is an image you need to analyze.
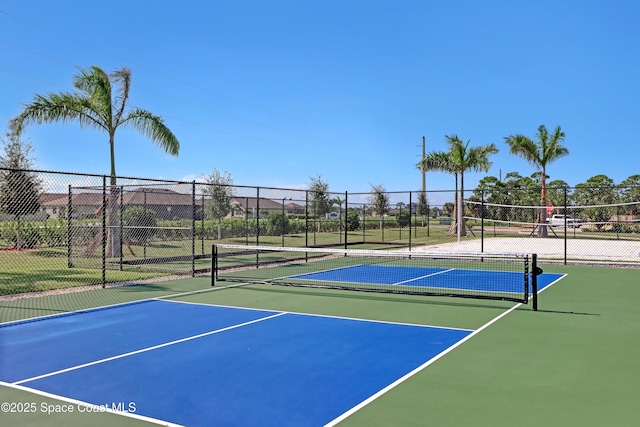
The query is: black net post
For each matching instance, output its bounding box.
[532,253,541,311]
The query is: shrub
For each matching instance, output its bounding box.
[395,211,411,227]
[346,211,360,231]
[122,207,157,245]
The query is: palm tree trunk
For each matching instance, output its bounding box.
[538,173,549,238]
[107,185,122,258]
[460,172,467,237]
[448,175,457,235]
[106,133,122,257]
[448,173,466,236]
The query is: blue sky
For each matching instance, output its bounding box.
[1,0,638,197]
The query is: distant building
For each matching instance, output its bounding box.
[230,197,305,218]
[39,188,204,220]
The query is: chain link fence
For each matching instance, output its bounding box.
[1,168,639,298]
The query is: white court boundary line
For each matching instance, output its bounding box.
[324,271,568,427]
[13,312,286,385]
[0,282,245,328]
[161,298,474,332]
[323,302,521,427]
[3,273,568,425]
[0,380,184,427]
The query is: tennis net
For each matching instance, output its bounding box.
[212,244,537,305]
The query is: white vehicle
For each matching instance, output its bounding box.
[547,214,582,228]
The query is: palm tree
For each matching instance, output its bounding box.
[417,135,498,237]
[9,65,180,255]
[504,125,568,237]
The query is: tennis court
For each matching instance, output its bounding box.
[1,253,639,426]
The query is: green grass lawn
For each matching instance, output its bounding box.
[1,225,464,296]
[0,247,179,296]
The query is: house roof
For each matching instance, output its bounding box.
[40,189,204,207]
[232,197,288,210]
[40,190,305,210]
[284,202,305,210]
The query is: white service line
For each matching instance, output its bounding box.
[0,282,242,328]
[392,268,455,286]
[13,312,286,385]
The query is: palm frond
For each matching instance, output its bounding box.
[504,134,541,167]
[417,150,452,173]
[110,67,132,124]
[9,92,107,135]
[73,66,113,127]
[120,109,180,156]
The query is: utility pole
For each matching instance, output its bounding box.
[421,136,426,193]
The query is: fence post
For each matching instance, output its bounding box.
[409,191,413,250]
[256,187,260,247]
[211,244,217,287]
[101,175,106,288]
[192,181,196,277]
[119,185,123,271]
[564,187,568,265]
[143,190,147,259]
[362,204,367,243]
[305,190,309,248]
[67,184,73,268]
[256,187,260,265]
[427,201,430,237]
[244,197,249,246]
[201,194,205,254]
[344,191,348,250]
[481,190,485,253]
[532,253,540,311]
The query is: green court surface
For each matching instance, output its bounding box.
[1,264,639,426]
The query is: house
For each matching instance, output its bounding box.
[38,190,309,221]
[40,188,204,220]
[229,197,305,218]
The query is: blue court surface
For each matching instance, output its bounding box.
[290,264,562,294]
[0,299,475,427]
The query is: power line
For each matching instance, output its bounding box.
[161,114,287,147]
[0,66,69,91]
[0,38,294,134]
[0,66,287,147]
[131,84,294,134]
[0,9,301,123]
